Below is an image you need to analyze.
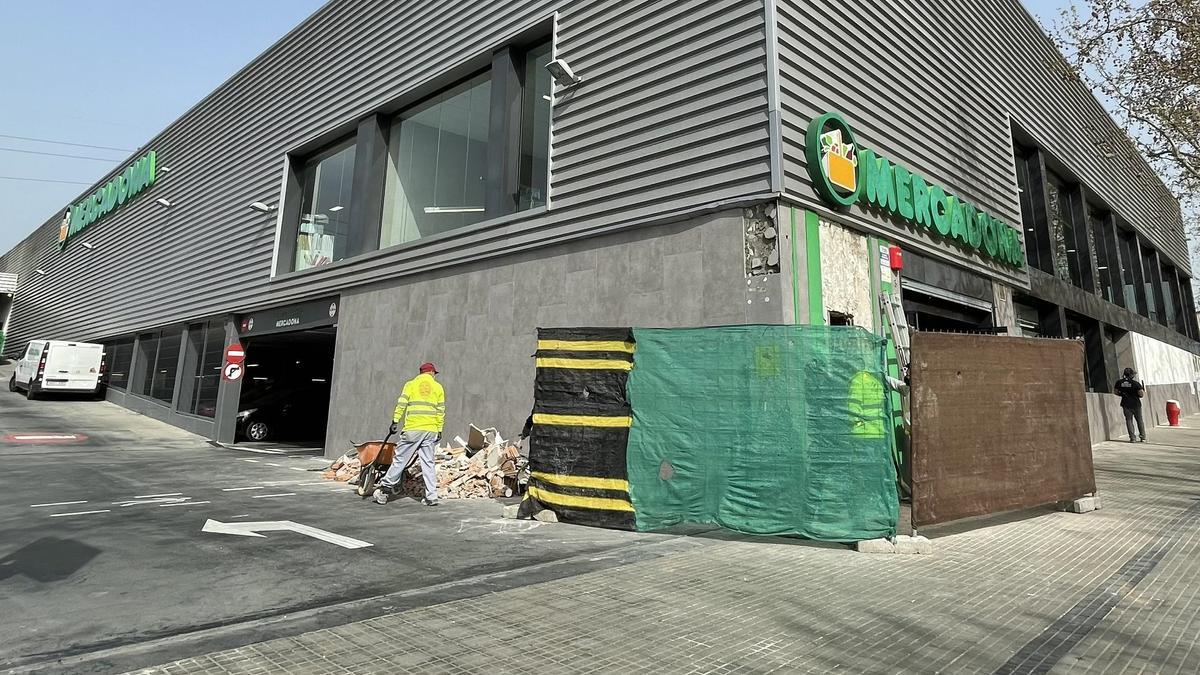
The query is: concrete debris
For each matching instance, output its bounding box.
[321,453,362,482]
[1058,495,1101,513]
[893,535,933,555]
[533,509,559,523]
[503,504,521,519]
[394,441,528,501]
[854,538,896,554]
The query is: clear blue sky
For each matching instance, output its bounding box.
[0,0,1067,253]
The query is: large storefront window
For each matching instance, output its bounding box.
[1160,262,1178,331]
[105,339,134,390]
[1014,149,1045,272]
[1117,229,1146,315]
[134,329,181,404]
[179,322,225,417]
[518,41,552,210]
[1088,211,1118,305]
[293,138,356,272]
[1141,243,1161,324]
[1046,175,1085,288]
[381,74,492,247]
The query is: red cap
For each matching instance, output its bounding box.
[419,362,438,374]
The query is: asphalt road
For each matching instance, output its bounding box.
[0,367,693,674]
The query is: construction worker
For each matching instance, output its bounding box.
[374,362,446,506]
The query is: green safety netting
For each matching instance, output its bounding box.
[625,325,898,541]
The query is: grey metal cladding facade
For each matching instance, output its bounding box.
[776,0,1190,275]
[0,0,771,356]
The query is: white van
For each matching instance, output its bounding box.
[9,340,106,399]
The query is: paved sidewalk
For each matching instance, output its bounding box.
[133,424,1200,675]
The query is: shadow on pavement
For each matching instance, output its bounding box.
[0,537,101,583]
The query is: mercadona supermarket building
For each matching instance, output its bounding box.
[2,0,1197,453]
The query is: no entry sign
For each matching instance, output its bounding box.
[225,343,246,365]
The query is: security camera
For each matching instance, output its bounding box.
[545,58,582,87]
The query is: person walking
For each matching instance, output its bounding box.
[374,362,446,506]
[1114,367,1146,443]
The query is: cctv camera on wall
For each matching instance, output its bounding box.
[545,58,582,87]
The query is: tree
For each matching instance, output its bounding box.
[1056,1,1199,193]
[1055,1,1199,306]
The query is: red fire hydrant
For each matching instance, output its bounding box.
[1166,400,1181,427]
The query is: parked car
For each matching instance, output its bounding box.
[236,382,330,442]
[8,340,105,399]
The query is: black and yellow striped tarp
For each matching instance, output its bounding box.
[521,327,637,529]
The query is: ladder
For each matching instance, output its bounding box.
[879,274,911,375]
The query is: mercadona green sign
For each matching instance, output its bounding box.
[806,112,1024,268]
[58,150,158,250]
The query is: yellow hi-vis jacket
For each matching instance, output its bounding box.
[393,373,446,432]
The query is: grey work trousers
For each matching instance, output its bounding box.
[379,431,438,501]
[1123,406,1146,441]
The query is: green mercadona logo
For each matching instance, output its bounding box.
[806,112,1023,268]
[58,150,157,250]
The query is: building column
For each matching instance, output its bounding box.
[992,282,1017,335]
[212,318,243,444]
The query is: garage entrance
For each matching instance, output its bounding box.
[228,297,341,446]
[237,328,336,444]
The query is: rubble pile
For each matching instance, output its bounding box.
[398,443,527,500]
[322,455,362,482]
[322,424,530,499]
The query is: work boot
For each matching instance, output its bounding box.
[421,498,439,507]
[373,487,390,505]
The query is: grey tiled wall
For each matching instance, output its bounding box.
[324,208,784,455]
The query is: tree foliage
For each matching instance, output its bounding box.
[1056,1,1199,196]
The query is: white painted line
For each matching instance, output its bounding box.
[240,459,260,463]
[13,434,80,441]
[294,481,332,486]
[49,509,110,518]
[31,500,87,508]
[231,514,251,518]
[310,457,332,463]
[224,445,285,455]
[289,467,309,472]
[114,497,191,507]
[134,493,182,499]
[266,463,282,467]
[160,501,211,508]
[251,493,296,499]
[201,519,372,549]
[222,486,264,492]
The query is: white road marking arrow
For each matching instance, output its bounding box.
[201,519,373,549]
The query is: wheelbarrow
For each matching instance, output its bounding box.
[351,429,417,499]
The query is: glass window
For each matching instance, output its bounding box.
[293,139,356,272]
[1141,244,1161,324]
[150,330,181,403]
[382,73,492,247]
[1117,229,1145,315]
[106,339,134,390]
[518,41,552,211]
[134,329,181,404]
[1046,175,1087,288]
[135,333,159,395]
[1161,262,1178,330]
[186,323,225,417]
[1088,211,1117,304]
[1014,149,1045,272]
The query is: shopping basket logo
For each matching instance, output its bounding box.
[820,128,857,194]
